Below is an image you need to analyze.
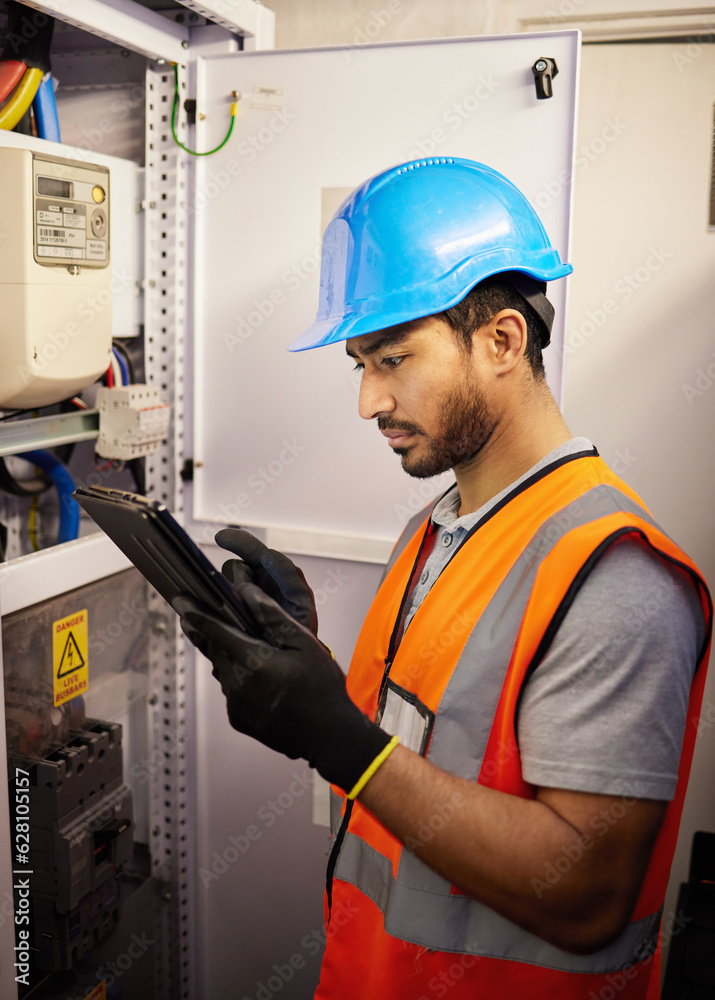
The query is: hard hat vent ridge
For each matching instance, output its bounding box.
[396,157,455,175]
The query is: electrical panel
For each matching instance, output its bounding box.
[2,569,162,998]
[0,3,259,999]
[0,148,113,409]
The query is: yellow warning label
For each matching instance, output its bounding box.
[84,981,106,1000]
[52,609,89,707]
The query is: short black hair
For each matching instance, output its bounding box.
[437,273,547,379]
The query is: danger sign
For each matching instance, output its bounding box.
[84,981,106,1000]
[84,980,106,1000]
[53,609,89,706]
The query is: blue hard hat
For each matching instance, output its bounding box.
[288,156,572,352]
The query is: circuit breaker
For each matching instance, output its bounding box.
[96,385,171,460]
[17,721,134,972]
[0,148,113,409]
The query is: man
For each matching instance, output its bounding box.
[176,158,711,998]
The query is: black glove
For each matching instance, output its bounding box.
[215,527,318,636]
[173,583,391,792]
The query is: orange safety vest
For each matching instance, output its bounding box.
[316,450,712,999]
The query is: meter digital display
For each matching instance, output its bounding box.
[37,175,73,199]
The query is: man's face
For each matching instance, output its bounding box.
[345,316,496,479]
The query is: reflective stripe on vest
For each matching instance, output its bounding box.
[323,454,712,993]
[334,828,661,971]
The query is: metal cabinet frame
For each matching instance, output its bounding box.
[0,3,272,997]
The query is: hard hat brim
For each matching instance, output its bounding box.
[288,262,573,352]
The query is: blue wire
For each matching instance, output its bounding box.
[112,346,129,385]
[32,73,61,142]
[16,450,79,544]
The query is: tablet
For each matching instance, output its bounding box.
[73,485,260,636]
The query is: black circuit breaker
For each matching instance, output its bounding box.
[17,720,134,971]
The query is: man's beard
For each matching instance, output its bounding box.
[378,381,496,479]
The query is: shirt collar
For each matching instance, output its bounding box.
[431,436,595,534]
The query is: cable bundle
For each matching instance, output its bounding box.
[0,2,59,140]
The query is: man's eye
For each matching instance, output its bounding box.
[382,355,405,368]
[352,361,364,371]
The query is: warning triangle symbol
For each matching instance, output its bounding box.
[57,631,85,678]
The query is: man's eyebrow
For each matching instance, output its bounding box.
[345,328,413,359]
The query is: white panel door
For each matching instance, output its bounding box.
[562,40,715,970]
[192,33,579,551]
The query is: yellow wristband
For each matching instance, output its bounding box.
[346,735,400,800]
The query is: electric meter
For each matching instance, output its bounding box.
[0,148,113,408]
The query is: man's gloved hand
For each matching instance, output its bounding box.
[173,583,391,793]
[215,528,318,636]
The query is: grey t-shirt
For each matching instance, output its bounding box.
[401,438,705,801]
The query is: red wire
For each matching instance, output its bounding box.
[0,61,27,104]
[105,363,114,387]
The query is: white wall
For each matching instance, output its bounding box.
[562,37,715,954]
[268,0,504,49]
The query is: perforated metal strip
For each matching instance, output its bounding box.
[144,60,193,1000]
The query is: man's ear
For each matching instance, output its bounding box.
[476,309,528,373]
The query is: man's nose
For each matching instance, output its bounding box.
[358,371,396,421]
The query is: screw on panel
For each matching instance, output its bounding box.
[151,613,168,634]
